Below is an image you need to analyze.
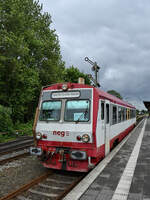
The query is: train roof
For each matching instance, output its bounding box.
[43,83,136,109]
[95,87,135,109]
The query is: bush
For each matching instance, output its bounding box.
[0,105,14,133]
[15,120,33,136]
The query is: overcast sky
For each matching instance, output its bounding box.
[39,0,150,110]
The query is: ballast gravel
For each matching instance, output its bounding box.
[0,155,49,198]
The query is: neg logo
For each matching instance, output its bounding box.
[53,131,69,137]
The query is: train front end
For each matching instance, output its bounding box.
[30,83,97,172]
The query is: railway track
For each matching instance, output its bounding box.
[0,137,33,165]
[0,170,85,200]
[0,122,143,199]
[0,136,33,147]
[0,151,30,165]
[0,138,33,156]
[0,137,33,155]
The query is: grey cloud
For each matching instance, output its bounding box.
[39,0,150,109]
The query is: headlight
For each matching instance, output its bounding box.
[82,134,90,143]
[36,132,42,140]
[62,84,68,91]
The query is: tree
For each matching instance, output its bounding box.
[63,66,91,85]
[107,90,123,99]
[0,0,65,122]
[0,105,14,133]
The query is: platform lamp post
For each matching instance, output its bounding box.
[84,57,100,87]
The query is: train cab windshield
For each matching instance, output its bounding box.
[64,100,90,122]
[39,100,61,121]
[39,99,90,122]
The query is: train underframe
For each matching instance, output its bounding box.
[37,146,101,172]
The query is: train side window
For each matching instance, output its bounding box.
[133,110,136,118]
[126,108,128,120]
[132,110,134,118]
[106,104,109,124]
[131,109,133,118]
[129,109,131,119]
[132,109,136,118]
[118,107,121,123]
[121,107,124,121]
[101,102,104,120]
[112,106,117,124]
[124,108,126,121]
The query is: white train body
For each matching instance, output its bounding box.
[31,83,136,172]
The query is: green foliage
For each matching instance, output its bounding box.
[140,110,148,115]
[0,0,65,123]
[136,109,139,115]
[0,105,14,133]
[0,0,90,136]
[107,90,123,100]
[15,120,33,135]
[0,134,17,143]
[63,66,91,85]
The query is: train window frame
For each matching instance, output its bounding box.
[133,109,136,118]
[101,101,105,120]
[129,109,131,119]
[118,106,122,123]
[39,100,62,122]
[124,108,126,121]
[112,105,117,125]
[131,109,136,118]
[106,103,109,124]
[126,108,128,120]
[64,99,91,123]
[122,107,125,121]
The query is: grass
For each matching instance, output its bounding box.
[0,121,33,143]
[0,134,18,143]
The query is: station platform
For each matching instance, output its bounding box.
[64,117,150,200]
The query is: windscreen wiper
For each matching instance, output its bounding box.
[75,108,88,124]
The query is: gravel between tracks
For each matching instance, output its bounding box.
[0,155,49,198]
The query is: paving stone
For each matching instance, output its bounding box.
[96,189,113,200]
[143,197,150,200]
[80,194,97,200]
[80,119,149,200]
[128,193,143,200]
[83,188,100,198]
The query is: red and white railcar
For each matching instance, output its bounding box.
[30,83,136,172]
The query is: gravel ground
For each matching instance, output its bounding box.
[0,155,49,198]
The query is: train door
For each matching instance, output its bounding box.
[105,100,110,156]
[100,100,110,156]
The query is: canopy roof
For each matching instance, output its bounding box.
[143,101,150,111]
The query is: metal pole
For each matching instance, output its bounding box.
[85,57,100,87]
[95,63,98,86]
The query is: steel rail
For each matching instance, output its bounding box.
[0,139,33,150]
[0,169,85,200]
[0,143,33,156]
[0,152,30,165]
[56,175,85,200]
[0,136,33,147]
[0,171,52,200]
